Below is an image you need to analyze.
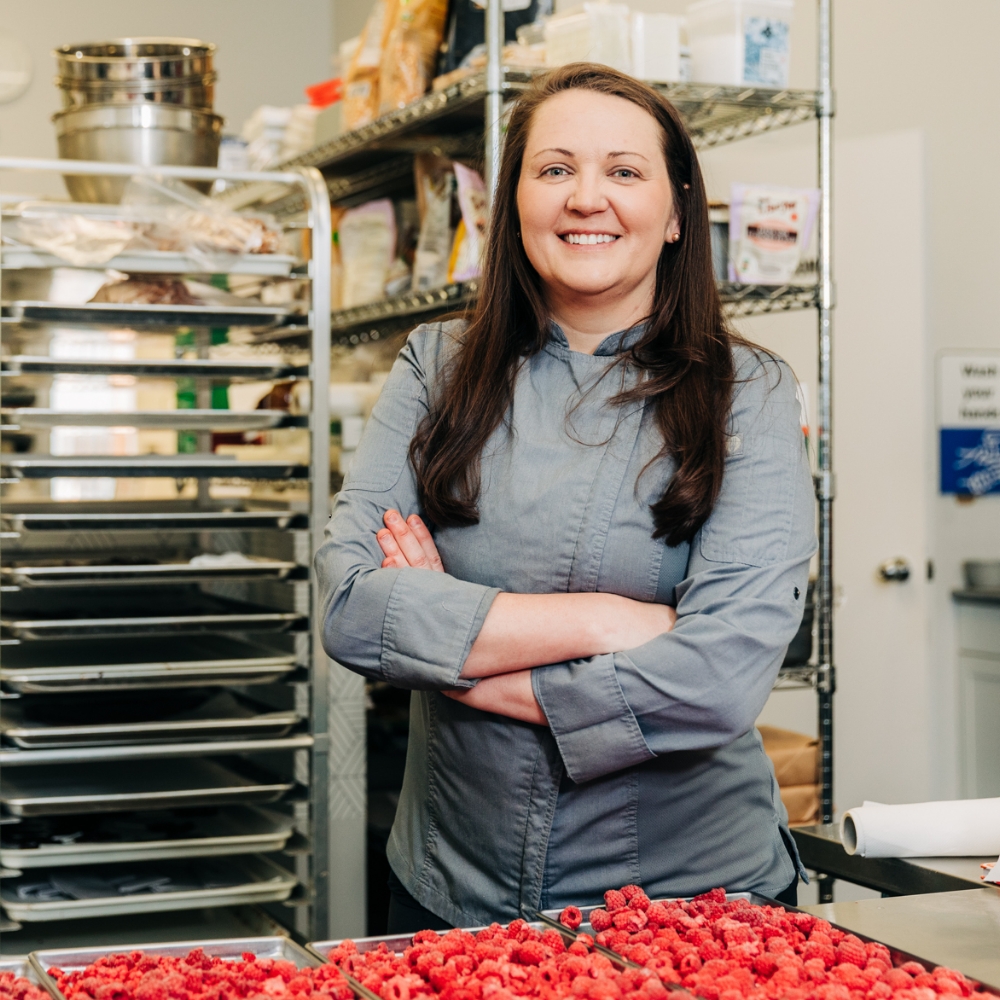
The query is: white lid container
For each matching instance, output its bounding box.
[631,13,684,82]
[686,0,793,88]
[544,3,631,74]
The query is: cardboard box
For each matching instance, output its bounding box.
[759,725,819,787]
[780,783,820,826]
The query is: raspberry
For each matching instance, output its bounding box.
[880,969,914,990]
[834,935,867,969]
[575,934,594,948]
[692,888,727,904]
[590,909,613,932]
[515,942,547,966]
[604,891,627,912]
[627,894,650,913]
[802,941,836,969]
[699,940,725,963]
[644,904,670,927]
[559,907,583,930]
[900,962,928,977]
[541,930,567,954]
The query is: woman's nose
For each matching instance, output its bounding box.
[565,173,608,214]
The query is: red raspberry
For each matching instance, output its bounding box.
[604,890,627,912]
[645,904,670,928]
[515,942,547,966]
[575,934,594,948]
[753,955,779,979]
[620,885,643,901]
[692,888,727,904]
[880,969,914,990]
[802,941,836,969]
[613,910,647,933]
[900,962,928,977]
[699,940,724,963]
[834,935,867,969]
[541,930,566,955]
[803,958,828,984]
[559,907,583,930]
[627,894,650,913]
[590,909,613,932]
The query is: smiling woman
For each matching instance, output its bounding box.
[316,63,816,932]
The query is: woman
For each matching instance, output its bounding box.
[316,63,815,932]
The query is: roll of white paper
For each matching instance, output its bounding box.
[840,798,1000,857]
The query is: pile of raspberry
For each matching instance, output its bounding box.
[0,971,51,1000]
[325,923,668,1000]
[576,885,991,1000]
[48,949,354,1000]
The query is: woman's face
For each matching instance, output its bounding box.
[516,89,678,310]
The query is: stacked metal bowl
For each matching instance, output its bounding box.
[52,38,223,202]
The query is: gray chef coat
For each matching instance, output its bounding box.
[315,318,816,928]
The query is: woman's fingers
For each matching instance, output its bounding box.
[404,514,445,572]
[376,528,409,569]
[381,509,442,571]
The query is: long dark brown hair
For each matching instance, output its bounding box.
[410,63,739,547]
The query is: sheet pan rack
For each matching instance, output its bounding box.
[0,157,333,940]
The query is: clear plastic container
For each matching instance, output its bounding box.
[686,0,793,87]
[631,13,684,82]
[544,3,631,74]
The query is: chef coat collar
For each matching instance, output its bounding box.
[547,319,649,358]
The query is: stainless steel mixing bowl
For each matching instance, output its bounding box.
[53,103,222,203]
[54,38,215,83]
[56,72,216,109]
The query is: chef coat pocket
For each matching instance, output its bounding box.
[341,383,425,494]
[699,432,800,568]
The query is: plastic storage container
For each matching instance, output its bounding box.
[631,13,684,82]
[544,4,631,74]
[687,0,793,87]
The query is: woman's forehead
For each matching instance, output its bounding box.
[525,89,662,157]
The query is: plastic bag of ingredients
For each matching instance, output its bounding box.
[437,0,548,76]
[385,199,420,296]
[447,162,487,282]
[5,204,135,267]
[412,154,456,291]
[344,0,398,129]
[339,199,397,307]
[378,0,450,114]
[728,183,820,285]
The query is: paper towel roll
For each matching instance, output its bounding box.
[840,798,1000,857]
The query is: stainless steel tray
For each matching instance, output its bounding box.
[0,758,296,817]
[1,806,294,869]
[0,958,38,981]
[28,936,316,994]
[0,691,300,749]
[2,246,298,277]
[1,591,305,639]
[1,502,305,534]
[1,855,297,922]
[1,300,293,328]
[0,636,298,692]
[1,356,301,379]
[2,409,293,430]
[1,556,298,588]
[0,454,308,480]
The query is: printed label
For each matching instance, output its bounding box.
[743,17,790,87]
[938,353,1000,495]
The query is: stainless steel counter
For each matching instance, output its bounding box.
[804,889,1000,985]
[793,824,995,894]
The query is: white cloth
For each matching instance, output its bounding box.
[841,798,1000,857]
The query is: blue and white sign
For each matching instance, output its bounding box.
[938,352,1000,495]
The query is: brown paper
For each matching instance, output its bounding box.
[759,725,819,787]
[780,783,820,826]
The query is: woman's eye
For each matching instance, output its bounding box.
[542,166,568,177]
[613,168,638,179]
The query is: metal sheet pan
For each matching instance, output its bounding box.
[1,806,294,869]
[0,636,298,693]
[1,502,305,534]
[0,455,308,481]
[0,758,296,817]
[0,692,300,749]
[28,935,316,998]
[2,300,293,328]
[1,855,297,922]
[1,356,301,379]
[1,557,298,588]
[2,246,298,277]
[1,590,305,639]
[2,409,293,431]
[0,958,38,981]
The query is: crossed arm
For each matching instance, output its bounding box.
[375,508,677,725]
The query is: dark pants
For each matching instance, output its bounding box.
[385,868,799,933]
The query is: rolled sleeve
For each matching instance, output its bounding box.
[533,654,656,783]
[315,321,500,690]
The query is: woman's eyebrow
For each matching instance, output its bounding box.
[533,147,576,158]
[608,151,649,160]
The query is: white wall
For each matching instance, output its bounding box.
[0,0,333,161]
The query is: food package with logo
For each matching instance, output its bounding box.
[344,0,398,130]
[412,153,458,291]
[728,182,819,285]
[447,162,488,283]
[378,0,450,114]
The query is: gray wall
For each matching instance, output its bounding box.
[0,0,333,160]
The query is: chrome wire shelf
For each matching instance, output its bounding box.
[772,665,820,691]
[719,282,820,318]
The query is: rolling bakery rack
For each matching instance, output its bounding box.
[253,0,838,906]
[0,157,340,942]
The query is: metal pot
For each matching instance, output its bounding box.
[56,72,216,110]
[53,103,222,203]
[54,38,215,84]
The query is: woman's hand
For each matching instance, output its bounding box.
[444,670,547,726]
[377,509,444,571]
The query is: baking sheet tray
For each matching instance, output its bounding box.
[0,501,305,534]
[1,806,294,869]
[0,636,298,692]
[1,300,293,328]
[0,590,305,639]
[0,958,38,981]
[27,935,316,997]
[1,556,298,588]
[0,691,300,749]
[1,246,298,277]
[0,758,296,817]
[1,855,297,922]
[0,454,308,480]
[1,409,292,430]
[1,356,301,379]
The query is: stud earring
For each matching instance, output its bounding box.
[671,232,681,242]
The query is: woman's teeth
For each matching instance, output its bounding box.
[563,233,618,245]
